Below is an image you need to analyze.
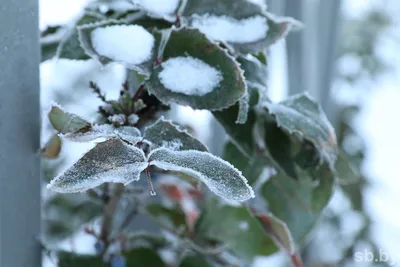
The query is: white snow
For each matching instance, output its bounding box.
[239,221,249,231]
[159,56,222,96]
[190,14,268,44]
[127,113,139,125]
[108,114,126,125]
[134,0,180,15]
[91,25,155,65]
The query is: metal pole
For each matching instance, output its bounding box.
[0,0,41,266]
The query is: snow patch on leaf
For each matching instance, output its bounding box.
[190,14,268,44]
[148,148,254,202]
[133,0,180,16]
[161,139,183,150]
[91,25,155,65]
[159,56,223,96]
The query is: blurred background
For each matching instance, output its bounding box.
[38,0,400,266]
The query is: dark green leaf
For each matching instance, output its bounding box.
[178,253,213,267]
[260,93,339,170]
[41,41,59,62]
[123,247,165,267]
[47,138,147,193]
[262,163,335,243]
[147,27,246,111]
[196,198,278,262]
[48,105,91,134]
[146,203,187,230]
[58,251,106,267]
[148,148,254,201]
[144,117,207,151]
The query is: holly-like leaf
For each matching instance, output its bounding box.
[64,124,142,145]
[148,148,254,201]
[57,13,104,60]
[41,134,62,158]
[78,20,156,75]
[47,138,147,193]
[260,93,338,170]
[143,117,207,151]
[147,27,246,111]
[58,251,106,267]
[196,198,278,262]
[183,0,302,54]
[262,163,335,243]
[123,247,165,267]
[48,105,91,134]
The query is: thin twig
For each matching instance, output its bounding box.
[90,81,108,102]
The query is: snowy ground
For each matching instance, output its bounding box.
[40,0,400,266]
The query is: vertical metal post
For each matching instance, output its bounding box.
[0,0,41,266]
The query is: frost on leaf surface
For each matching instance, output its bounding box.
[133,0,180,16]
[143,117,207,151]
[261,93,338,169]
[48,105,91,134]
[159,56,223,96]
[78,21,155,74]
[147,27,246,111]
[63,124,142,144]
[47,138,147,193]
[190,15,268,44]
[148,148,254,201]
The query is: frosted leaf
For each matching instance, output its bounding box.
[127,114,139,125]
[48,105,91,134]
[148,148,254,201]
[63,124,142,145]
[260,93,338,169]
[78,21,155,75]
[190,14,268,44]
[133,0,180,16]
[159,56,222,96]
[41,134,62,159]
[143,117,207,151]
[47,138,147,193]
[147,27,246,111]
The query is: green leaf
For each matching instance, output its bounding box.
[57,13,104,60]
[78,20,156,75]
[178,253,213,267]
[64,124,142,145]
[183,0,302,54]
[41,134,62,159]
[48,105,91,134]
[146,203,187,230]
[148,148,254,201]
[237,55,268,91]
[47,138,147,193]
[222,141,264,185]
[261,163,335,243]
[123,247,165,267]
[196,198,278,262]
[58,251,106,267]
[335,150,360,185]
[144,117,207,151]
[260,93,338,170]
[147,27,246,111]
[41,41,59,62]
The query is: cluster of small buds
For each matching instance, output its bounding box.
[108,114,126,126]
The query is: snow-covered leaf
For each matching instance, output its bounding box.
[48,105,91,134]
[261,163,335,242]
[78,20,155,75]
[183,0,302,54]
[260,93,338,170]
[133,0,180,20]
[237,55,268,93]
[57,13,104,60]
[64,124,142,145]
[147,27,246,111]
[148,148,254,201]
[196,198,278,262]
[143,117,207,151]
[41,134,62,159]
[47,138,147,193]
